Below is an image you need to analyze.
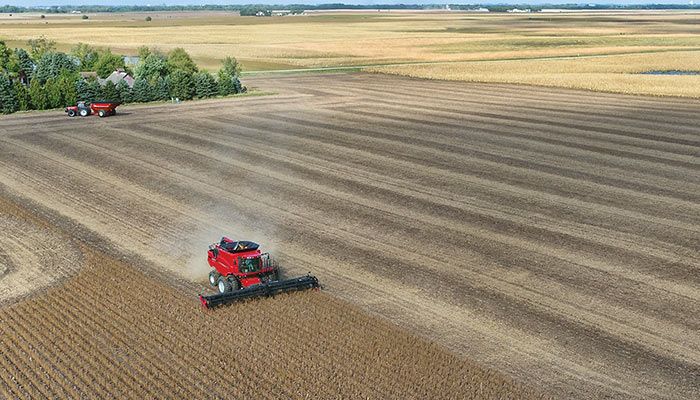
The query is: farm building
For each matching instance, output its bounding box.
[99,69,135,88]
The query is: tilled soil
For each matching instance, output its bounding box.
[0,73,698,399]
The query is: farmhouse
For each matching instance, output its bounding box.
[99,69,135,88]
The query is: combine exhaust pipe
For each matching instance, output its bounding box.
[199,275,320,309]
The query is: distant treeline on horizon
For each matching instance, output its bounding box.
[1,3,700,14]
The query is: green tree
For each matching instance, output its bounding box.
[136,53,168,82]
[0,41,12,73]
[45,78,63,109]
[94,49,126,78]
[0,74,18,114]
[75,79,92,101]
[28,36,56,60]
[87,80,101,102]
[100,81,119,101]
[29,78,48,110]
[35,52,77,84]
[57,70,78,106]
[13,81,30,111]
[167,48,198,75]
[131,77,152,102]
[71,42,99,71]
[154,76,170,101]
[221,56,241,77]
[193,71,217,99]
[9,48,34,83]
[115,80,132,103]
[217,69,235,96]
[137,46,153,61]
[169,70,194,100]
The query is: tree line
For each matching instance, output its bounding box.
[0,37,245,115]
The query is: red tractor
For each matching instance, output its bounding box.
[65,101,120,118]
[199,237,319,309]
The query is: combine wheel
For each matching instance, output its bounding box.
[208,270,220,287]
[79,109,89,117]
[229,277,240,291]
[217,277,232,294]
[98,110,106,118]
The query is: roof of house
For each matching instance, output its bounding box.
[99,70,135,88]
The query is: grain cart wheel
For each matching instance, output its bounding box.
[217,277,232,294]
[98,110,106,118]
[67,110,76,117]
[208,270,220,287]
[79,109,89,117]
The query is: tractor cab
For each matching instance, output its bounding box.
[207,237,279,293]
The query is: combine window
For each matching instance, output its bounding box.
[240,257,261,273]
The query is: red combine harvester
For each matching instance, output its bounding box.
[199,237,320,309]
[65,101,120,118]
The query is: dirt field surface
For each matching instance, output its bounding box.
[0,73,698,399]
[0,202,536,399]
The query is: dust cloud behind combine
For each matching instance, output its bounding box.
[0,73,698,399]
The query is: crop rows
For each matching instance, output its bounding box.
[0,73,697,399]
[0,241,540,399]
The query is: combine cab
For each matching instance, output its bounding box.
[199,237,320,309]
[65,101,120,118]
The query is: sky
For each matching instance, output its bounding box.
[6,0,698,6]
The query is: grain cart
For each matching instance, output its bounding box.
[65,101,120,118]
[199,237,320,309]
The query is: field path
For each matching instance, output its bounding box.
[0,73,698,399]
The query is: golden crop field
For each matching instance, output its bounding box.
[1,10,699,96]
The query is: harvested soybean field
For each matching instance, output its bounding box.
[0,196,531,400]
[0,73,699,399]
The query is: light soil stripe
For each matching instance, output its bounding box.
[121,118,700,272]
[225,113,699,232]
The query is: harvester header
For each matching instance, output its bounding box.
[199,237,320,309]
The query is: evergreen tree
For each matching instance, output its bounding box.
[9,48,34,84]
[0,41,12,73]
[0,74,18,114]
[131,77,152,103]
[100,81,119,102]
[35,52,77,84]
[45,78,63,109]
[169,70,194,100]
[57,71,78,107]
[75,79,90,101]
[86,80,101,102]
[29,77,48,110]
[167,48,198,75]
[155,76,170,101]
[194,71,217,99]
[13,81,30,111]
[232,76,246,94]
[115,80,132,103]
[217,69,235,96]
